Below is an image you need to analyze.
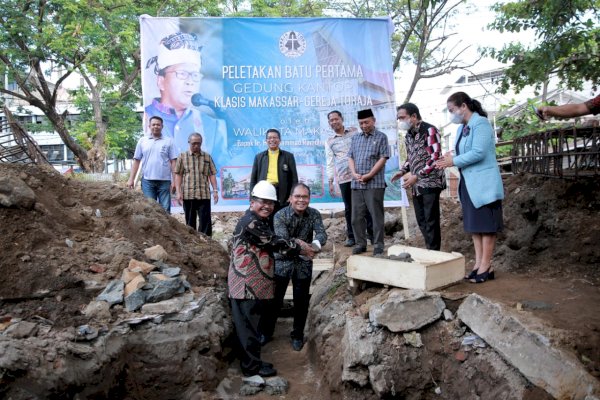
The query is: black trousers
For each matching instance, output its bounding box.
[183,199,212,236]
[413,190,442,251]
[339,182,373,241]
[260,273,311,341]
[230,298,266,374]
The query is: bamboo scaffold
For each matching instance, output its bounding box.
[511,126,599,178]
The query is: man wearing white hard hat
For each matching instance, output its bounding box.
[227,181,312,377]
[144,31,228,172]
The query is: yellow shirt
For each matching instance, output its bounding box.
[266,149,279,185]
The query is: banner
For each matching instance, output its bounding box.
[140,17,408,211]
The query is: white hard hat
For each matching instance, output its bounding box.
[251,180,277,201]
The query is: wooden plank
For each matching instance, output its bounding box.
[347,245,464,291]
[313,258,334,271]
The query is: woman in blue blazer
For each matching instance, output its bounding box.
[435,92,504,283]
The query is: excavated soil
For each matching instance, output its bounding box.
[0,163,229,330]
[1,164,599,397]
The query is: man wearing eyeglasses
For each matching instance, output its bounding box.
[391,103,445,251]
[144,31,227,168]
[259,183,327,351]
[174,133,219,236]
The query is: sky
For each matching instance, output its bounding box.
[392,0,541,130]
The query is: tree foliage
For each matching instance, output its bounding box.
[0,0,472,172]
[0,0,219,172]
[486,0,600,96]
[327,0,478,102]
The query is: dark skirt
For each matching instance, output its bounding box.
[459,174,503,233]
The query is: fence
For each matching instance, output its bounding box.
[511,126,599,178]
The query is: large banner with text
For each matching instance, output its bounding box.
[140,17,407,211]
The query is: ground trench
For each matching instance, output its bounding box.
[1,166,598,399]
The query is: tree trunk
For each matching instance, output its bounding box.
[44,108,92,171]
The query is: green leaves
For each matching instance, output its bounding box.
[487,0,600,94]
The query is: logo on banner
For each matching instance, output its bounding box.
[279,31,307,58]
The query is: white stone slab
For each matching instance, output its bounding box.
[458,294,600,399]
[346,245,464,291]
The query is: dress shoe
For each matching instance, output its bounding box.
[344,238,356,247]
[352,246,367,255]
[242,365,277,377]
[259,334,272,346]
[291,338,304,351]
[372,247,384,256]
[261,361,273,369]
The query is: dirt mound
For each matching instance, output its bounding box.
[436,173,600,282]
[0,164,229,329]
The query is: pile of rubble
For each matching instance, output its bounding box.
[95,245,192,313]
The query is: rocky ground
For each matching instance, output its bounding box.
[0,163,598,399]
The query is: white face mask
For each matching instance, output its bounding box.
[398,120,411,131]
[450,111,463,124]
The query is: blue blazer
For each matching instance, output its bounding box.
[453,113,504,208]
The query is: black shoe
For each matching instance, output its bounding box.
[352,246,366,255]
[469,270,495,284]
[242,365,277,377]
[291,338,304,351]
[344,238,355,247]
[464,269,478,280]
[259,334,272,346]
[261,361,273,369]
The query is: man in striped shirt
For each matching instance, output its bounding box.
[174,133,219,236]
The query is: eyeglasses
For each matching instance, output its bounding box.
[254,198,275,206]
[189,141,202,146]
[266,136,280,141]
[164,70,203,82]
[292,195,309,200]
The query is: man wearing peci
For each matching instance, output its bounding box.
[326,110,373,247]
[348,109,389,256]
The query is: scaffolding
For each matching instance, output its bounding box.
[0,106,48,165]
[511,126,600,178]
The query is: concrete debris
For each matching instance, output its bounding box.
[388,252,414,262]
[128,259,157,274]
[75,325,98,341]
[141,296,185,314]
[264,376,289,395]
[443,309,454,321]
[96,280,124,306]
[82,301,111,320]
[88,264,106,274]
[124,288,146,312]
[242,375,265,386]
[403,331,423,348]
[4,321,38,338]
[458,293,600,400]
[239,384,262,396]
[0,175,36,209]
[369,289,445,333]
[144,244,168,261]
